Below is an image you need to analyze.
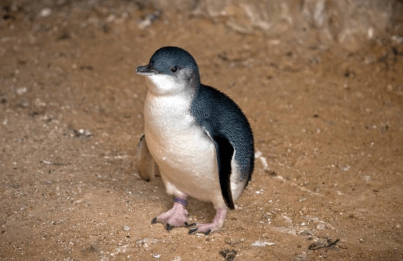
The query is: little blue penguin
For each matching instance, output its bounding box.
[136,46,254,235]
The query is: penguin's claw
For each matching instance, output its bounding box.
[151,218,181,231]
[188,228,198,234]
[188,227,212,235]
[187,208,227,235]
[166,223,173,231]
[185,222,197,228]
[151,202,189,230]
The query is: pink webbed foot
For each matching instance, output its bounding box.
[152,197,192,231]
[188,208,228,235]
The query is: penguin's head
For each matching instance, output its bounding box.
[136,46,200,95]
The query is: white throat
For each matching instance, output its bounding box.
[145,74,187,96]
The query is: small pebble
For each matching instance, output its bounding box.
[316,223,325,230]
[16,87,27,95]
[40,8,52,17]
[122,225,130,231]
[251,240,275,247]
[298,197,307,203]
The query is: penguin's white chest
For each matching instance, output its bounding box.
[143,91,221,202]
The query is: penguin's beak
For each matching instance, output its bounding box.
[136,64,158,76]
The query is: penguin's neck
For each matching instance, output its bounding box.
[143,89,195,138]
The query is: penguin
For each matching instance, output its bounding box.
[136,46,254,235]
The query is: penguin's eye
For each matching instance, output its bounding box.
[170,66,178,72]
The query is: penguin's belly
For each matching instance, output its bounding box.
[144,93,223,204]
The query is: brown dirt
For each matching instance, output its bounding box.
[1,2,402,261]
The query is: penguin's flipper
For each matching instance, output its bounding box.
[136,134,159,181]
[210,132,235,210]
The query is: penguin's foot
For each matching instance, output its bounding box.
[188,208,227,235]
[152,202,189,230]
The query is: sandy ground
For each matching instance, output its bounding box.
[1,2,403,261]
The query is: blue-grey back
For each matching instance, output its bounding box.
[190,84,254,181]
